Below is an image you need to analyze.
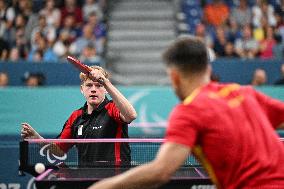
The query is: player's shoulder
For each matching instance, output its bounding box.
[70,108,84,117]
[183,82,253,105]
[206,82,254,94]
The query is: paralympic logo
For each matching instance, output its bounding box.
[39,144,67,164]
[128,90,168,134]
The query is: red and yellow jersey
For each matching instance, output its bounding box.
[165,82,284,188]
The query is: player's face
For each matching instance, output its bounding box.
[81,79,106,106]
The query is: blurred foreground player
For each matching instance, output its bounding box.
[21,66,137,167]
[89,37,284,189]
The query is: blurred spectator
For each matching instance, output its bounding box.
[251,68,267,86]
[193,24,216,61]
[9,47,21,62]
[224,42,238,57]
[19,1,39,44]
[86,11,106,48]
[58,13,80,42]
[207,46,216,62]
[53,30,71,60]
[23,72,45,87]
[69,24,102,56]
[0,37,9,60]
[259,26,276,59]
[203,0,229,27]
[0,0,106,64]
[273,34,284,59]
[195,23,213,48]
[235,25,259,59]
[274,0,284,15]
[14,27,28,60]
[3,13,27,48]
[60,0,83,27]
[39,0,61,28]
[30,15,56,46]
[274,64,284,85]
[252,0,277,28]
[226,18,242,43]
[275,10,284,45]
[31,49,44,62]
[28,35,58,62]
[0,71,9,87]
[79,43,101,63]
[253,16,267,42]
[0,0,15,36]
[213,26,227,57]
[230,0,251,27]
[16,0,33,17]
[83,0,103,22]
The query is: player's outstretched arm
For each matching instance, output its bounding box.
[88,142,190,189]
[21,123,43,139]
[21,123,65,157]
[89,69,137,123]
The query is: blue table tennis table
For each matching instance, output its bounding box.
[35,166,213,189]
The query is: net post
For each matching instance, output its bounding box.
[19,140,28,176]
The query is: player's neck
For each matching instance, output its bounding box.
[183,74,210,99]
[87,97,105,114]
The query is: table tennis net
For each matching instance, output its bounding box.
[19,139,200,174]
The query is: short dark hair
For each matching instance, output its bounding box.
[162,37,209,74]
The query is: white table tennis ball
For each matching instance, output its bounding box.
[35,163,45,174]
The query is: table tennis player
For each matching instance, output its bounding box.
[89,37,284,189]
[21,65,137,167]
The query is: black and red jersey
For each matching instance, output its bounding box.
[56,97,131,167]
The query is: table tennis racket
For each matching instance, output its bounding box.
[67,56,92,74]
[66,56,103,84]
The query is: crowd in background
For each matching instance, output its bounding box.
[185,0,284,59]
[0,0,284,87]
[0,0,107,63]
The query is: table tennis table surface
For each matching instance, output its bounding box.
[35,166,213,189]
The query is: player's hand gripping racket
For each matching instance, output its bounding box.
[67,56,103,84]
